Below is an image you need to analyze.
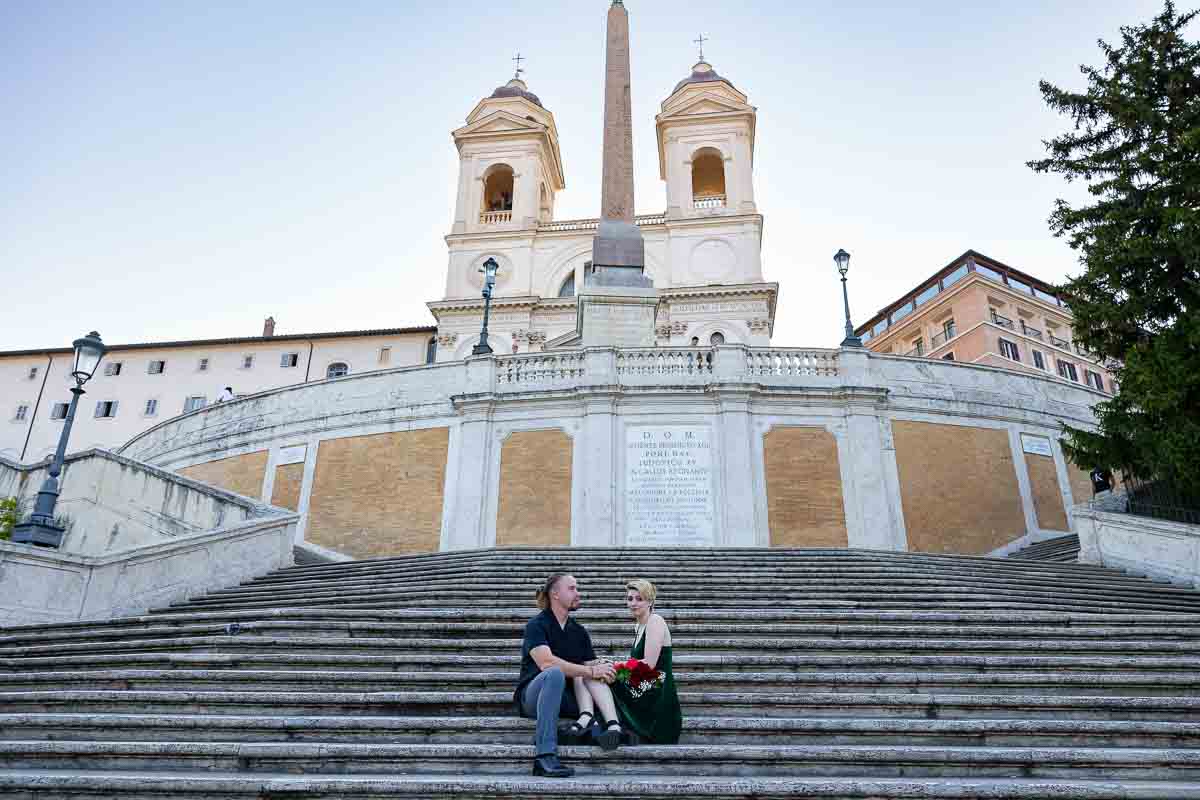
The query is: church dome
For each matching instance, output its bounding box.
[489,78,543,108]
[672,60,736,94]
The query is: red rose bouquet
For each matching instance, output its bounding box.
[614,658,664,699]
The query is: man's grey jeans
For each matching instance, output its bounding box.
[520,666,566,756]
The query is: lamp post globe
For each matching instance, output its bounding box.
[11,331,108,548]
[472,257,501,356]
[835,249,863,348]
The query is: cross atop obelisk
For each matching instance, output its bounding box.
[589,0,650,287]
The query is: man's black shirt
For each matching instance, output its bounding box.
[514,608,596,707]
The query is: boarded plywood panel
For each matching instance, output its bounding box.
[179,451,268,500]
[1067,464,1094,507]
[1025,453,1069,532]
[306,428,449,558]
[893,421,1026,555]
[270,462,305,512]
[763,427,848,548]
[496,430,572,547]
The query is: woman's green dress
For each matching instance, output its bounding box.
[611,630,682,744]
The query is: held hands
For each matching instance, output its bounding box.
[590,660,617,683]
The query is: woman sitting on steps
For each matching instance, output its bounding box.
[610,578,682,745]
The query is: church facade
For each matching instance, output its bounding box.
[431,61,776,359]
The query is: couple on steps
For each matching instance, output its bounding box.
[514,573,682,778]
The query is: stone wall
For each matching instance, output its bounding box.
[496,430,572,547]
[1077,504,1200,588]
[119,347,1106,556]
[762,426,847,547]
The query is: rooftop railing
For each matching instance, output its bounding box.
[693,196,726,210]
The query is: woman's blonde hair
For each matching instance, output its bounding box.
[625,578,657,607]
[535,574,567,610]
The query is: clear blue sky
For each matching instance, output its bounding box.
[0,0,1166,351]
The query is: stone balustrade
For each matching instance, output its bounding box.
[478,210,512,225]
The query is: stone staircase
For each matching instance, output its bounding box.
[1008,534,1082,562]
[2,547,1200,798]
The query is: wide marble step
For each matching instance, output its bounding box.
[1,690,1195,720]
[4,713,1197,748]
[1,771,1198,799]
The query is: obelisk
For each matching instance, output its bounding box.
[578,0,657,348]
[590,0,650,286]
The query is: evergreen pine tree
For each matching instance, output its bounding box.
[1029,2,1200,496]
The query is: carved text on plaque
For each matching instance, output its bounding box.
[625,426,715,546]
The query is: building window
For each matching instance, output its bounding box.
[50,402,69,420]
[942,263,969,287]
[197,358,209,372]
[144,398,159,417]
[910,338,924,357]
[943,319,956,340]
[558,273,576,298]
[425,338,437,365]
[183,396,206,413]
[1085,370,1105,392]
[241,355,255,370]
[891,302,914,323]
[710,332,726,346]
[482,164,515,212]
[94,400,118,419]
[975,263,1005,283]
[279,353,299,368]
[872,319,889,337]
[1057,360,1079,382]
[942,353,955,361]
[1033,350,1046,370]
[326,362,349,379]
[148,360,166,375]
[691,147,727,207]
[999,338,1020,361]
[13,404,30,422]
[378,347,391,366]
[104,362,123,377]
[27,366,39,381]
[914,283,940,307]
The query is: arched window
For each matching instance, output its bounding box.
[710,332,726,345]
[691,148,726,209]
[326,362,349,379]
[690,336,700,346]
[425,337,437,365]
[558,273,576,297]
[482,165,514,212]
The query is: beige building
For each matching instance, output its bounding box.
[1,320,435,463]
[855,250,1117,393]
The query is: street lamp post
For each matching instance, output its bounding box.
[834,249,863,348]
[472,258,501,356]
[11,331,107,548]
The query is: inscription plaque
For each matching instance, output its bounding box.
[625,426,715,546]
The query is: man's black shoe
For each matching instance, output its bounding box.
[532,753,574,778]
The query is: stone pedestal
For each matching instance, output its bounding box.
[576,286,658,348]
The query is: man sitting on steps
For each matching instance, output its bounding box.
[515,573,618,778]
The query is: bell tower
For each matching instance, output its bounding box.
[449,75,565,235]
[656,59,757,220]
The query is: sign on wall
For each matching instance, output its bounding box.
[276,445,307,466]
[624,426,715,547]
[1020,434,1054,458]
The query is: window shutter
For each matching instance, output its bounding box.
[110,401,118,417]
[280,354,289,367]
[94,401,104,418]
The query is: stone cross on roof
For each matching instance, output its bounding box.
[694,33,708,62]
